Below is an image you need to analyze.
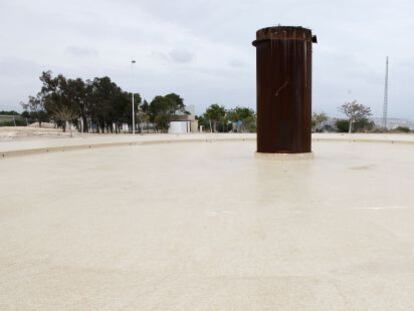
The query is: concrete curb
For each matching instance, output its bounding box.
[1,135,414,159]
[312,137,414,145]
[0,137,256,159]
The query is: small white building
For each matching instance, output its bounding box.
[168,115,198,134]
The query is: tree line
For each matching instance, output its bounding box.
[312,100,412,133]
[21,71,188,133]
[197,104,256,133]
[19,71,258,133]
[13,73,408,133]
[312,100,375,133]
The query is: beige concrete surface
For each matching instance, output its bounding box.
[0,133,255,156]
[1,138,414,310]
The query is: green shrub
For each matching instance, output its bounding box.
[0,118,26,127]
[335,119,349,132]
[394,126,410,133]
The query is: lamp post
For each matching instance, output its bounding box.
[131,60,136,134]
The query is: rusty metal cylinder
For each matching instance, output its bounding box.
[253,26,316,153]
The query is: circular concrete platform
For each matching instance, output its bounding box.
[1,137,414,310]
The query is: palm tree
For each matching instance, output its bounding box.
[204,104,226,133]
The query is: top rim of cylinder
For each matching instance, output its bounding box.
[253,26,315,46]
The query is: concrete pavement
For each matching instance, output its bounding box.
[1,136,414,309]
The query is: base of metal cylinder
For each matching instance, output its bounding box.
[255,152,313,160]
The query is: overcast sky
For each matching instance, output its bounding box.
[1,0,413,118]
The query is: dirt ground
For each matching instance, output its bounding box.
[0,126,76,141]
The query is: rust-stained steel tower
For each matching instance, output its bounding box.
[253,26,317,154]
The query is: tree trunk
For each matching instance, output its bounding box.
[82,115,88,133]
[348,120,353,134]
[68,121,73,137]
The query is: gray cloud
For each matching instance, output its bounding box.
[66,46,99,58]
[150,49,194,64]
[1,0,414,117]
[168,49,194,63]
[228,59,245,68]
[0,58,42,76]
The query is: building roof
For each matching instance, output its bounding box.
[170,114,195,122]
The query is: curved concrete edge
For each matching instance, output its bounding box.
[312,137,414,146]
[1,135,414,159]
[0,137,256,159]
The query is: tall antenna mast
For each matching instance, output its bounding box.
[382,56,389,129]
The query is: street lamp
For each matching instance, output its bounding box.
[131,60,136,134]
